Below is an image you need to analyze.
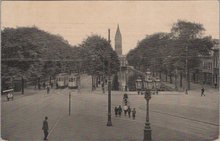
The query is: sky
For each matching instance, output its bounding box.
[1,1,219,54]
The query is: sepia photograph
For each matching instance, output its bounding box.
[1,1,219,141]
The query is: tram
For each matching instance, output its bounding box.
[68,73,79,89]
[56,73,69,88]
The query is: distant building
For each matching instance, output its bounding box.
[192,42,219,87]
[114,24,128,91]
[212,44,219,86]
[201,56,213,85]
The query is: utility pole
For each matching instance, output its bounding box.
[69,92,71,116]
[185,46,190,94]
[102,60,105,94]
[21,76,24,94]
[106,28,112,126]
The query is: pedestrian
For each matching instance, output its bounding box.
[118,105,122,117]
[214,83,217,89]
[114,106,118,117]
[127,106,131,118]
[42,116,49,140]
[201,87,205,96]
[123,105,128,116]
[43,82,46,89]
[102,82,105,93]
[46,85,50,94]
[123,93,128,100]
[185,88,188,95]
[132,108,136,120]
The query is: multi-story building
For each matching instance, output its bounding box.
[201,56,213,85]
[212,44,219,87]
[194,41,219,87]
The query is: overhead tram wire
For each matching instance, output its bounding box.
[1,58,85,62]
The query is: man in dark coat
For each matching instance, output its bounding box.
[46,85,50,94]
[201,87,205,96]
[42,116,49,140]
[132,108,136,120]
[127,106,131,118]
[118,105,122,117]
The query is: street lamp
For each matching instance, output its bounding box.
[145,69,152,80]
[143,70,154,141]
[154,77,161,95]
[135,77,143,95]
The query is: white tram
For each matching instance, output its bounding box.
[56,73,69,88]
[68,73,79,89]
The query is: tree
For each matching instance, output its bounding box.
[112,74,119,90]
[127,32,171,73]
[127,20,214,90]
[170,20,213,89]
[80,35,120,76]
[1,27,80,80]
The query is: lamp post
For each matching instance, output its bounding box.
[154,77,161,95]
[106,28,112,126]
[143,69,154,141]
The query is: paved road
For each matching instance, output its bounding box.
[1,75,219,141]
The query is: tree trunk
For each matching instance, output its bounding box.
[165,72,168,82]
[180,72,182,87]
[169,74,172,84]
[187,68,190,90]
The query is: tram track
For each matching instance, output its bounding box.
[150,110,219,127]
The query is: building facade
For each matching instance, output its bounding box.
[201,57,213,85]
[212,44,219,87]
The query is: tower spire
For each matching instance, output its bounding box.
[115,24,122,56]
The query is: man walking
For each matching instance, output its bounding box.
[201,87,205,96]
[127,106,131,118]
[46,85,50,94]
[42,116,49,140]
[118,105,122,117]
[132,108,136,120]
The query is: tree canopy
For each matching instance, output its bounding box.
[80,35,120,75]
[1,27,120,81]
[1,27,80,79]
[127,20,214,76]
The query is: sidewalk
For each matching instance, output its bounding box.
[162,80,219,93]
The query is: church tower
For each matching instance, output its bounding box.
[115,24,122,56]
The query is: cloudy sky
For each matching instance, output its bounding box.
[2,1,219,54]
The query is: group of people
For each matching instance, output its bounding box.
[114,93,136,120]
[114,105,136,119]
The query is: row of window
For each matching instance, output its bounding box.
[213,56,219,68]
[203,62,212,70]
